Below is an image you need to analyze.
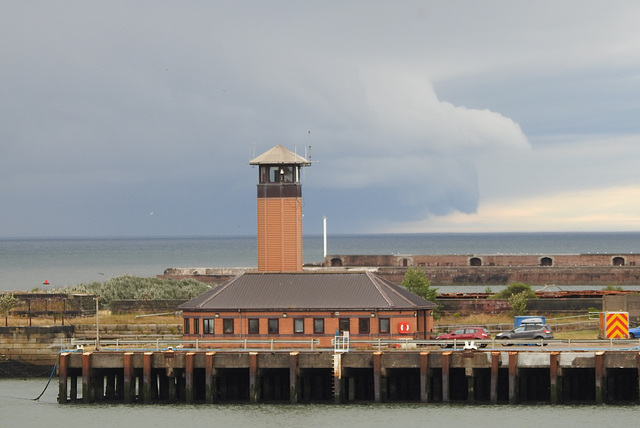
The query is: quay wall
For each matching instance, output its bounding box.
[0,326,74,370]
[0,324,182,372]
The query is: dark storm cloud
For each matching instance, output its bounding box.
[2,1,640,236]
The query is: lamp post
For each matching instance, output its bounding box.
[95,296,99,350]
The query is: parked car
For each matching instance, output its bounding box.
[495,320,553,345]
[628,326,640,338]
[436,327,490,348]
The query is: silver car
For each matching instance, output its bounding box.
[496,323,553,345]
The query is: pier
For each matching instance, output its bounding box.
[58,345,640,405]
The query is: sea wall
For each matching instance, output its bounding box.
[0,324,182,374]
[326,254,640,268]
[372,266,640,286]
[0,326,74,369]
[162,255,640,286]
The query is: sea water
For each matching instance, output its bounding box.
[2,232,640,291]
[0,378,638,428]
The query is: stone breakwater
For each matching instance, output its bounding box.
[161,254,640,286]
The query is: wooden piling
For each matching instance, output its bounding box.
[442,351,451,403]
[205,352,216,403]
[58,352,69,404]
[595,351,604,404]
[289,352,299,404]
[249,352,258,404]
[82,352,92,403]
[373,351,382,402]
[490,352,499,404]
[550,352,559,404]
[185,352,195,404]
[637,352,640,404]
[419,351,429,403]
[143,352,152,404]
[508,351,517,404]
[123,352,133,403]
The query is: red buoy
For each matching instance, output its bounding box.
[43,280,50,285]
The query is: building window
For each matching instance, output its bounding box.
[339,318,350,333]
[359,318,370,334]
[184,318,190,335]
[379,318,390,334]
[193,318,200,335]
[294,318,304,334]
[248,318,260,334]
[223,319,234,334]
[203,318,214,334]
[260,165,297,183]
[268,318,279,334]
[314,318,324,334]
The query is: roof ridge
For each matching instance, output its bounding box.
[369,271,432,306]
[365,271,396,307]
[196,274,241,308]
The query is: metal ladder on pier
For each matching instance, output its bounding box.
[332,332,349,401]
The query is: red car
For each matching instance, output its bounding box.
[436,327,490,348]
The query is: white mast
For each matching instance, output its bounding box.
[323,216,327,258]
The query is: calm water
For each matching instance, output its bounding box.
[0,378,638,428]
[2,232,640,291]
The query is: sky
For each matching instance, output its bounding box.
[2,1,640,238]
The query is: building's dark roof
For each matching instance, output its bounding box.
[179,271,437,312]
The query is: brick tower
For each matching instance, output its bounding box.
[249,145,311,272]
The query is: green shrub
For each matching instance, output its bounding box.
[401,267,441,319]
[55,275,211,309]
[492,282,537,299]
[509,291,529,316]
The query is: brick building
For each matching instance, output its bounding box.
[179,145,437,346]
[179,271,437,346]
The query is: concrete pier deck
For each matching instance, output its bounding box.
[58,347,640,405]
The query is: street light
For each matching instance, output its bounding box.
[95,296,100,350]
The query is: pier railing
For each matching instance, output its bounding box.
[62,336,640,353]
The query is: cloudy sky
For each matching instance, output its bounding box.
[2,1,640,238]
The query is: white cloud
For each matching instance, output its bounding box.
[319,67,529,191]
[392,185,640,233]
